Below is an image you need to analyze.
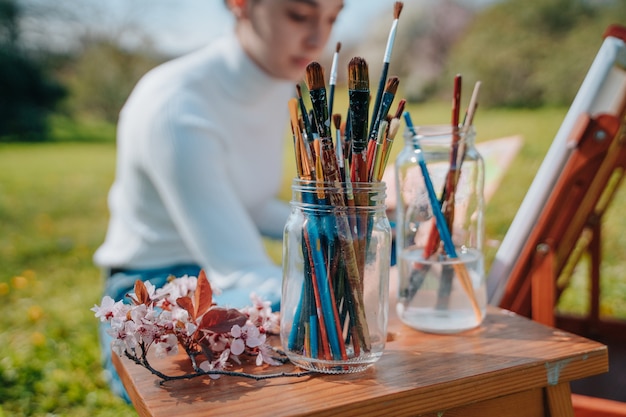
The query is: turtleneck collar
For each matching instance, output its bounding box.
[212,34,294,103]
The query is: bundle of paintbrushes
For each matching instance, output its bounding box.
[395,75,486,333]
[281,3,404,370]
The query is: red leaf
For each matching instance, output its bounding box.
[199,308,247,334]
[176,296,196,321]
[134,280,151,305]
[194,270,213,318]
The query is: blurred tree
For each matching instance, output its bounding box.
[441,0,626,108]
[393,0,475,103]
[61,38,162,123]
[0,0,66,142]
[349,0,475,104]
[4,0,165,133]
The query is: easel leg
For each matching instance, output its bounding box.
[588,220,601,331]
[531,245,556,327]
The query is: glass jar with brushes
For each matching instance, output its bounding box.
[394,122,486,333]
[281,179,392,373]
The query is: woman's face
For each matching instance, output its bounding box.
[235,0,344,81]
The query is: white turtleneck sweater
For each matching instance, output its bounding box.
[94,34,294,302]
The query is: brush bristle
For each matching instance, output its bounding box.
[388,117,400,139]
[384,76,400,95]
[336,42,342,53]
[296,83,303,99]
[394,1,404,20]
[305,62,326,91]
[348,57,369,91]
[393,98,407,119]
[333,113,341,130]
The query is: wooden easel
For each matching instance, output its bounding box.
[498,111,626,333]
[495,25,626,417]
[496,24,626,336]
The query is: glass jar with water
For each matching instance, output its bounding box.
[394,124,486,333]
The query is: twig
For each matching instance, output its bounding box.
[123,348,314,385]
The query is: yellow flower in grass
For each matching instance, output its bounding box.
[31,331,46,347]
[12,276,27,289]
[0,282,8,296]
[28,305,44,322]
[23,269,36,279]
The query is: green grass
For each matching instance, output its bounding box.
[1,104,625,415]
[0,143,136,416]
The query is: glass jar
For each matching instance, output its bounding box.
[394,125,486,333]
[281,179,391,373]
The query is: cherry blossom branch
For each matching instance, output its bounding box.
[93,272,312,387]
[123,347,314,384]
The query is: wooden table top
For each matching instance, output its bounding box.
[113,307,608,417]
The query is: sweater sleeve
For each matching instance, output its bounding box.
[251,198,292,240]
[141,99,283,305]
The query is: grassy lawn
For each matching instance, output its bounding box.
[1,103,624,415]
[0,142,136,416]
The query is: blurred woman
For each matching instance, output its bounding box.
[95,0,344,401]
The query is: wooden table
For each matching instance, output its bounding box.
[114,307,607,417]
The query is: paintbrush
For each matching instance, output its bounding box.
[369,1,403,135]
[296,83,316,165]
[373,97,405,181]
[436,76,464,310]
[422,74,463,260]
[370,119,388,182]
[403,111,482,321]
[347,57,370,183]
[462,80,481,130]
[367,76,399,180]
[374,97,405,181]
[369,76,400,140]
[393,98,406,120]
[288,98,305,180]
[443,74,463,221]
[377,116,400,181]
[343,109,352,164]
[295,84,313,139]
[288,98,313,181]
[333,113,346,182]
[328,42,342,118]
[458,80,481,171]
[306,61,331,139]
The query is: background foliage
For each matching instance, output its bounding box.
[0,0,66,141]
[441,0,626,107]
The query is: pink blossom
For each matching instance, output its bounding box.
[109,319,138,356]
[91,296,126,322]
[230,323,266,356]
[130,304,148,323]
[135,321,159,345]
[240,295,280,334]
[230,338,245,356]
[207,333,228,352]
[256,344,282,366]
[199,349,231,379]
[154,334,178,358]
[156,275,197,304]
[144,281,157,298]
